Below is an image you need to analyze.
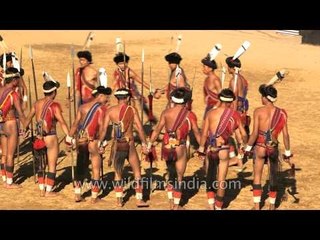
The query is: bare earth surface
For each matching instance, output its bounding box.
[0,30,319,210]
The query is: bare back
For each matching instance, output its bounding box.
[229,73,247,98]
[163,105,186,131]
[204,72,221,96]
[107,103,135,140]
[206,107,228,145]
[255,105,276,133]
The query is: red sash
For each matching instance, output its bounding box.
[0,88,14,122]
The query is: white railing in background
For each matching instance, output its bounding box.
[276,30,300,36]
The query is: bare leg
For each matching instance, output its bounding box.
[89,141,102,203]
[1,134,7,185]
[129,142,149,207]
[4,121,21,188]
[44,136,58,197]
[172,146,187,210]
[252,146,267,210]
[214,150,229,210]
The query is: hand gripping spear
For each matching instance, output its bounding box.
[29,45,38,101]
[67,72,75,182]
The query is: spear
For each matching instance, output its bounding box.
[67,72,75,182]
[148,66,155,124]
[29,45,38,101]
[221,66,226,88]
[71,45,76,118]
[83,32,94,50]
[16,49,23,164]
[141,49,144,124]
[123,42,130,104]
[28,76,37,183]
[0,35,9,51]
[175,34,182,52]
[175,65,181,88]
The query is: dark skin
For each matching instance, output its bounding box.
[0,77,27,188]
[198,101,247,209]
[149,102,201,210]
[246,96,292,210]
[98,96,148,207]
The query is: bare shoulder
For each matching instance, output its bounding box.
[106,105,117,113]
[128,67,137,75]
[86,65,97,73]
[207,107,218,117]
[52,101,62,109]
[126,104,137,114]
[254,106,265,115]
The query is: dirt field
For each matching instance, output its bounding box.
[0,30,318,210]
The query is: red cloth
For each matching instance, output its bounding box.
[76,67,95,103]
[33,138,46,150]
[86,106,105,139]
[0,90,19,121]
[219,110,241,142]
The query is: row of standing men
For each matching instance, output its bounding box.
[0,49,293,209]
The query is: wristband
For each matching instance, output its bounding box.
[284,150,292,157]
[198,146,205,153]
[66,135,74,144]
[245,145,252,152]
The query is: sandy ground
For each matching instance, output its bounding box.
[0,30,319,210]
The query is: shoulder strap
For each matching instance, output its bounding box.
[270,107,281,131]
[0,88,14,108]
[118,104,134,133]
[80,102,101,131]
[204,85,219,100]
[171,107,189,132]
[215,108,234,137]
[40,100,53,120]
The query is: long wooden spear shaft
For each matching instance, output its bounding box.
[28,76,37,183]
[123,43,131,105]
[67,72,75,182]
[71,45,77,118]
[29,45,38,101]
[16,48,24,165]
[148,66,155,124]
[141,49,144,124]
